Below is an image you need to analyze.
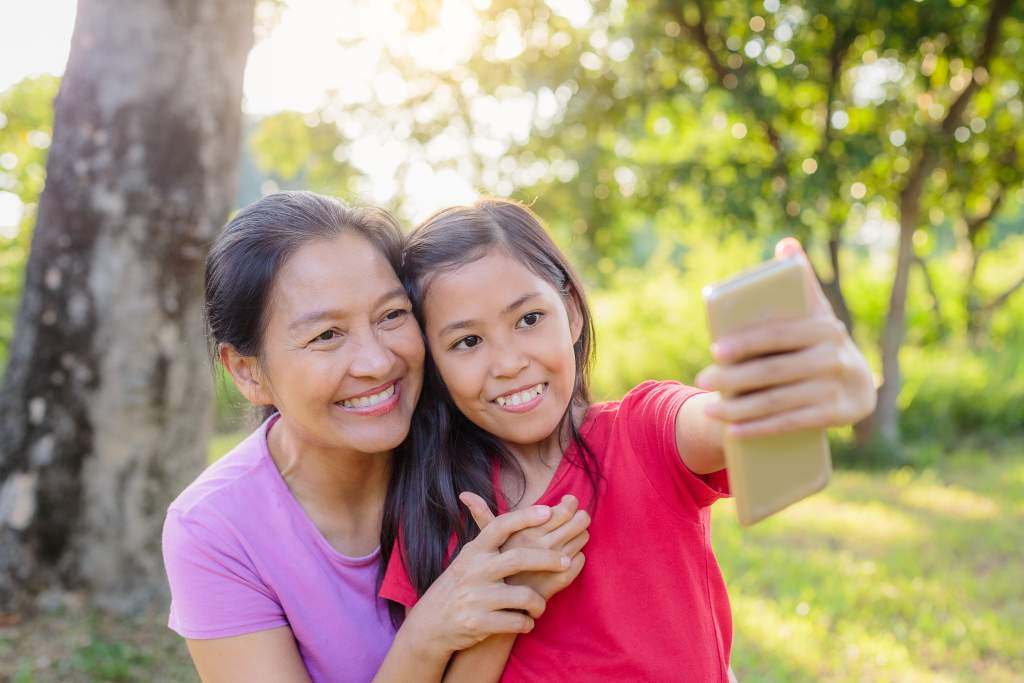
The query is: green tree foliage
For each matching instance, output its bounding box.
[0,75,59,363]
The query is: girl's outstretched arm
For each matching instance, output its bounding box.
[678,238,876,472]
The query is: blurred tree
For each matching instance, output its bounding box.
[0,0,254,613]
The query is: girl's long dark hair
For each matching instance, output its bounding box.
[380,198,601,624]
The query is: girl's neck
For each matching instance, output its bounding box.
[501,400,590,507]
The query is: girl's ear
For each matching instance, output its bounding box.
[219,343,275,407]
[565,292,585,345]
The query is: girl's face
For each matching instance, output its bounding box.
[250,232,424,456]
[422,249,581,448]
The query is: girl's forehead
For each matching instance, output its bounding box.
[422,251,562,326]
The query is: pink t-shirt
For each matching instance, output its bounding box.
[162,416,396,682]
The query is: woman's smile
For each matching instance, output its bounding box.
[336,379,402,416]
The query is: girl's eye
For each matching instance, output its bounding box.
[452,335,482,351]
[517,311,544,328]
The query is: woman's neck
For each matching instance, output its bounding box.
[267,416,391,555]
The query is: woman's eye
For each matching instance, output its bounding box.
[517,311,544,328]
[452,335,481,351]
[382,309,408,324]
[312,329,339,343]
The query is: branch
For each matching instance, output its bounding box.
[982,271,1024,314]
[900,0,1011,229]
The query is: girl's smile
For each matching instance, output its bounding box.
[492,382,549,412]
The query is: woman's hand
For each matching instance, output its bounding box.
[696,238,877,438]
[460,493,589,601]
[399,503,571,662]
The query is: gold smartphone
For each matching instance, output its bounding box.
[702,256,831,526]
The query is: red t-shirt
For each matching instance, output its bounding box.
[380,380,732,682]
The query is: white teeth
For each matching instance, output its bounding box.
[340,383,395,409]
[495,384,545,408]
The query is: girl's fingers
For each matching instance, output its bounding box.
[472,505,552,551]
[558,530,590,558]
[705,379,834,424]
[482,583,547,618]
[459,491,497,530]
[702,343,839,396]
[490,547,570,580]
[541,509,591,548]
[471,610,536,636]
[538,495,578,533]
[775,237,833,316]
[710,315,845,364]
[728,403,838,438]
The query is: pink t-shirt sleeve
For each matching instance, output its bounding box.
[623,380,730,512]
[163,509,288,639]
[379,538,420,609]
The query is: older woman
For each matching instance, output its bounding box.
[162,192,587,682]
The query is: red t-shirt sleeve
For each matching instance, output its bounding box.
[621,380,730,514]
[380,537,421,609]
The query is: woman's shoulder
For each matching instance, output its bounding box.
[167,423,278,527]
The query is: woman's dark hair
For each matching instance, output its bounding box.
[204,190,405,422]
[382,198,601,617]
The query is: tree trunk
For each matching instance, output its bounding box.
[0,0,254,614]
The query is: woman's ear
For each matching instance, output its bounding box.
[219,343,274,407]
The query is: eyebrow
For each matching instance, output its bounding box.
[437,292,541,337]
[288,286,408,332]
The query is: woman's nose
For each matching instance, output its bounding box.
[348,332,394,378]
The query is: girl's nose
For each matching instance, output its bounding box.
[490,346,529,379]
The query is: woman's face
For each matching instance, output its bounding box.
[253,231,424,456]
[421,249,580,448]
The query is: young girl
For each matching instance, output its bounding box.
[380,199,876,681]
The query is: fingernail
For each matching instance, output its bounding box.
[534,506,551,518]
[711,342,731,359]
[695,372,711,390]
[561,555,571,568]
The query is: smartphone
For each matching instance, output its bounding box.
[702,256,831,526]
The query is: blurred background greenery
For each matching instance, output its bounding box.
[1,0,1021,681]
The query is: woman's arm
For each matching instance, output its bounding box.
[186,627,311,683]
[679,238,876,472]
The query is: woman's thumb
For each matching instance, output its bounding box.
[459,491,497,529]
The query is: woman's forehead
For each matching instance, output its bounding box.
[269,233,403,319]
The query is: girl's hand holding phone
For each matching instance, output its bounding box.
[460,492,589,601]
[697,238,876,438]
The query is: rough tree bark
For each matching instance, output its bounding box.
[0,0,254,613]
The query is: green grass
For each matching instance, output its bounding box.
[717,441,1024,682]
